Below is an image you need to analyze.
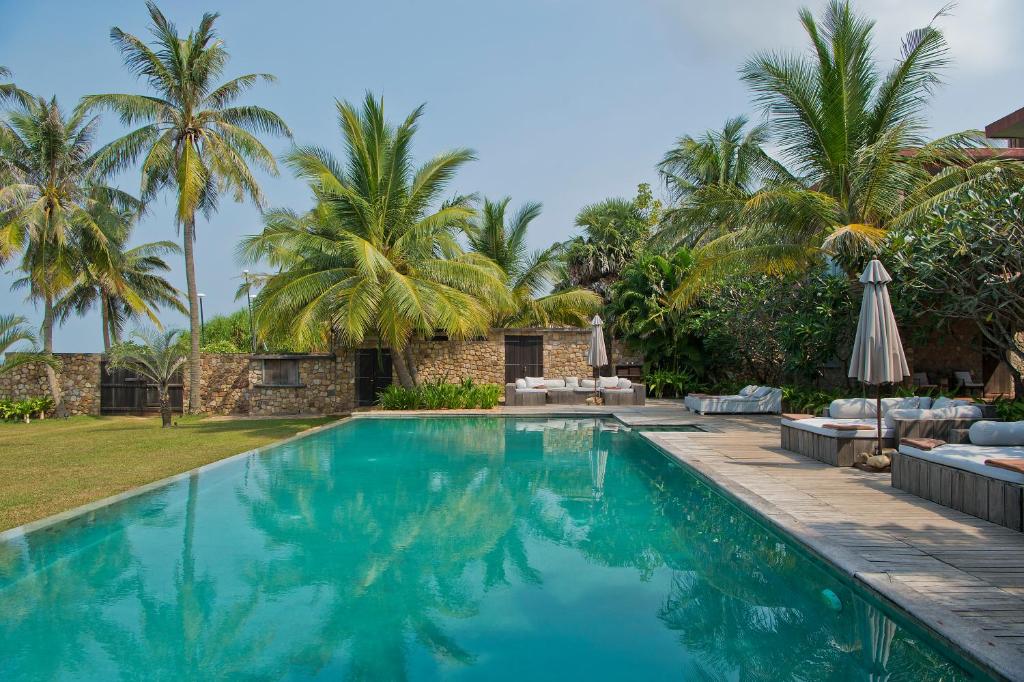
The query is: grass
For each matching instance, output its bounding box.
[0,414,335,531]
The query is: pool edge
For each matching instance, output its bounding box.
[0,416,352,543]
[640,431,1019,682]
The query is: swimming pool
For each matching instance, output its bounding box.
[0,417,989,679]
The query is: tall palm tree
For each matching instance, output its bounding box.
[80,1,291,412]
[55,221,184,350]
[673,1,1022,304]
[0,66,30,107]
[240,95,510,387]
[0,313,59,375]
[464,196,599,327]
[0,95,135,414]
[106,328,187,427]
[657,116,788,246]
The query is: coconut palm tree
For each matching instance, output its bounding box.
[0,66,30,107]
[79,1,291,412]
[240,94,510,387]
[0,95,136,414]
[55,221,184,350]
[107,328,187,427]
[0,313,59,375]
[673,0,1022,304]
[464,197,600,327]
[657,115,789,247]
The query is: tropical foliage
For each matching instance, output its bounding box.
[242,95,510,387]
[0,396,54,423]
[0,94,136,413]
[106,328,187,427]
[668,0,1023,304]
[81,1,290,411]
[464,196,599,327]
[0,313,59,376]
[376,379,502,410]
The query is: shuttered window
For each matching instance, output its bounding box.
[263,359,300,386]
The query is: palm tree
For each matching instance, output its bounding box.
[55,220,184,350]
[0,313,59,375]
[0,95,136,414]
[464,196,600,327]
[673,1,1022,303]
[240,95,510,387]
[0,66,30,107]
[562,184,660,301]
[79,1,291,412]
[107,328,187,427]
[657,116,787,247]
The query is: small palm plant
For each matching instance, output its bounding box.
[0,313,60,376]
[107,328,187,427]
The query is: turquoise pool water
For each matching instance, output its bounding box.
[1,417,987,680]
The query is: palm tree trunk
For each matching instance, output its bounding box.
[101,296,111,352]
[183,216,203,413]
[403,346,419,385]
[392,348,416,389]
[159,384,172,428]
[41,296,67,418]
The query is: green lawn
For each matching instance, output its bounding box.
[0,414,336,531]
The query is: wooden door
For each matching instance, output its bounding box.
[356,349,393,406]
[504,335,543,383]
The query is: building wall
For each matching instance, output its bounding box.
[0,353,102,415]
[409,334,505,384]
[908,319,1015,397]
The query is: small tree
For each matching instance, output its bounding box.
[887,170,1024,395]
[107,328,187,427]
[0,314,60,376]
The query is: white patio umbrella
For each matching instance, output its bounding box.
[848,260,910,456]
[587,314,608,382]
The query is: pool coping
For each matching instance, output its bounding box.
[641,432,1021,682]
[0,417,351,543]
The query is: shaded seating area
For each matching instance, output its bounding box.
[780,397,985,467]
[683,385,782,415]
[894,421,1024,531]
[504,376,646,407]
[954,370,985,397]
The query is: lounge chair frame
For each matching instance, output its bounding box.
[780,423,893,467]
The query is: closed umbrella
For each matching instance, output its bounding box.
[587,314,608,383]
[848,260,910,456]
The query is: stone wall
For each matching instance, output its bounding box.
[409,334,505,384]
[183,353,251,415]
[249,354,354,416]
[0,353,101,416]
[541,330,592,379]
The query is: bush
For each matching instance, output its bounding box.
[375,379,502,410]
[201,339,244,353]
[0,395,53,423]
[644,368,703,398]
[992,398,1024,422]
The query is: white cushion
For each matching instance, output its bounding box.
[525,377,546,389]
[829,398,873,419]
[898,443,1024,484]
[783,417,893,439]
[751,386,774,399]
[617,378,632,389]
[515,378,527,389]
[880,397,923,414]
[516,388,547,393]
[544,378,566,389]
[932,397,972,410]
[580,379,596,389]
[970,420,1024,447]
[739,385,758,397]
[565,377,580,388]
[929,405,982,420]
[884,407,925,428]
[599,376,619,389]
[918,396,933,409]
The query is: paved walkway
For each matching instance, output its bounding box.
[639,413,1024,681]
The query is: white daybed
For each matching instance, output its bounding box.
[684,385,782,415]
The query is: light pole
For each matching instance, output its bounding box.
[197,293,206,346]
[243,270,256,354]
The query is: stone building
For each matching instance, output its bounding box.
[0,327,643,417]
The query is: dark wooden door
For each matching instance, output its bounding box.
[356,349,393,406]
[504,335,543,383]
[100,362,183,415]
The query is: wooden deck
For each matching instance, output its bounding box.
[639,414,1024,681]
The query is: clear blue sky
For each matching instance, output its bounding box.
[2,0,1021,351]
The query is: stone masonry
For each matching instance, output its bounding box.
[0,353,102,416]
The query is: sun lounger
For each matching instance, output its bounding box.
[894,421,1024,531]
[684,385,781,415]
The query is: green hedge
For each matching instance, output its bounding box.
[376,379,502,410]
[0,396,55,423]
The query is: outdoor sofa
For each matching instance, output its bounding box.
[683,385,782,415]
[894,420,1024,531]
[780,397,984,467]
[504,376,646,407]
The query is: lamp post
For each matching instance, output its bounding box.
[243,270,256,354]
[197,293,206,346]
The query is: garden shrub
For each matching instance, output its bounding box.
[375,379,501,410]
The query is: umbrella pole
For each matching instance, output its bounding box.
[876,385,883,457]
